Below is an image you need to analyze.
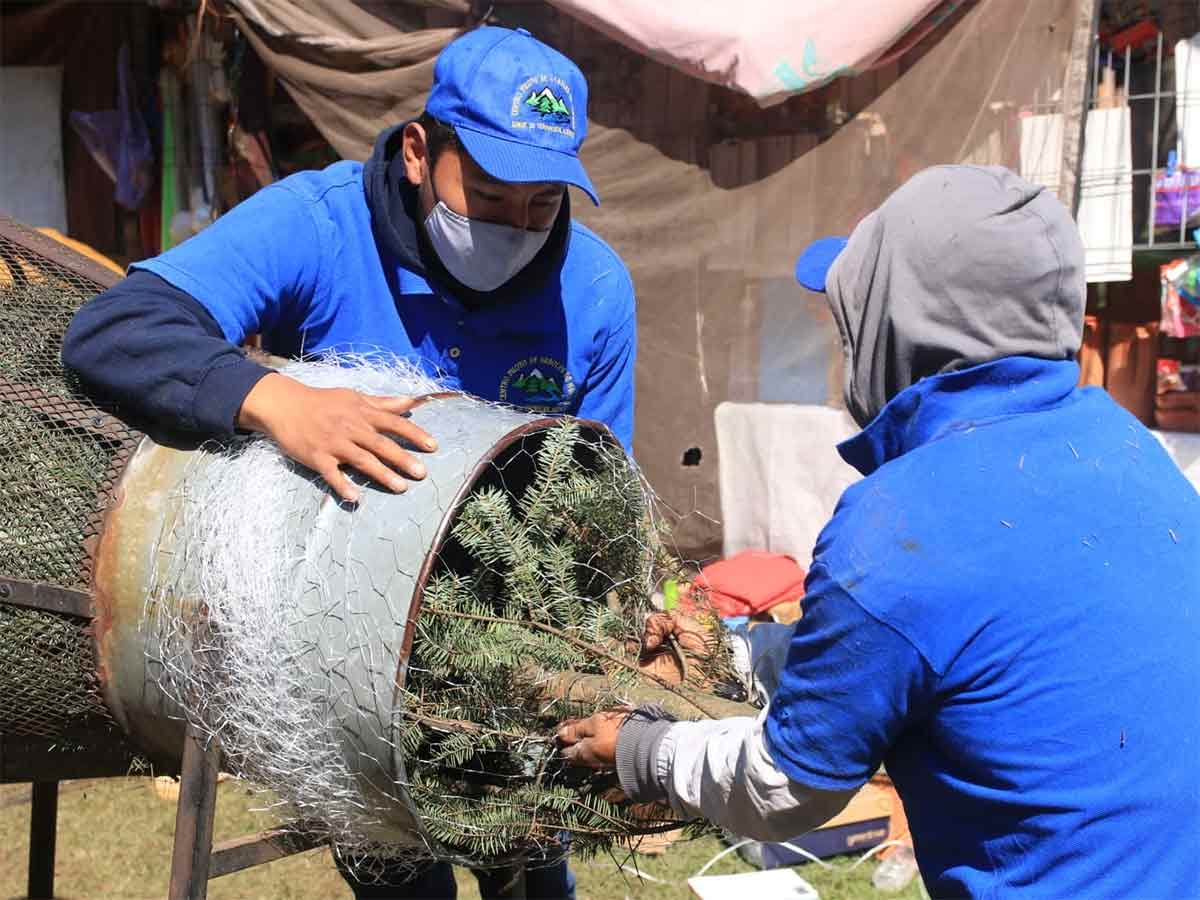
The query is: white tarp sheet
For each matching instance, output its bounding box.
[546,0,960,105]
[0,66,67,231]
[714,403,860,567]
[1019,106,1134,283]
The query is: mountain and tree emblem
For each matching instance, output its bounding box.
[524,87,571,122]
[511,367,563,402]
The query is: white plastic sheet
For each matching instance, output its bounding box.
[1020,107,1134,283]
[0,66,67,231]
[714,402,860,567]
[547,0,955,104]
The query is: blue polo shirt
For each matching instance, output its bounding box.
[130,160,636,450]
[764,357,1200,898]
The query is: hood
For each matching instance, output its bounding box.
[362,122,571,306]
[824,165,1086,428]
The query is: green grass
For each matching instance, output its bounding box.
[0,779,924,899]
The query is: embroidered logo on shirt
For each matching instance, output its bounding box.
[499,356,576,412]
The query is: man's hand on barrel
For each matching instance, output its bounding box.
[237,373,439,503]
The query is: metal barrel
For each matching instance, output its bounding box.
[91,393,617,839]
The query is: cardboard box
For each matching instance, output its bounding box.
[759,780,893,867]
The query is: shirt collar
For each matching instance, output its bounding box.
[837,357,1082,476]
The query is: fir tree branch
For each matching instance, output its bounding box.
[541,671,758,722]
[401,710,551,743]
[422,605,733,720]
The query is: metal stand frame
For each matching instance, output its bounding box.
[167,725,221,900]
[27,782,59,900]
[2,577,323,899]
[9,726,323,900]
[164,726,324,900]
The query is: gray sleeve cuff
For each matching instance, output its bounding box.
[615,707,675,803]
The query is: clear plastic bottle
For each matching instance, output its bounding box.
[872,844,919,893]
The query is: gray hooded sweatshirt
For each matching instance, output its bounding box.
[826,165,1085,427]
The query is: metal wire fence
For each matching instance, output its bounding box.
[0,220,136,741]
[0,221,141,589]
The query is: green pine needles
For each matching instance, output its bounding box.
[398,421,686,862]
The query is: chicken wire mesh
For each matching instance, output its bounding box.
[133,357,739,875]
[0,221,135,741]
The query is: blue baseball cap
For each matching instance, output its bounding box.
[426,26,599,205]
[794,236,849,292]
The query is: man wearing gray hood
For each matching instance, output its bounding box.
[559,166,1200,898]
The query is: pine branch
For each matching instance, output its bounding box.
[400,710,551,743]
[421,606,731,720]
[394,421,735,860]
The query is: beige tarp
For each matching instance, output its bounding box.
[228,0,467,160]
[227,0,1083,554]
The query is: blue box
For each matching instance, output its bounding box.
[760,817,891,867]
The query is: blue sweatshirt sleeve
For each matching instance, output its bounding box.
[763,564,939,791]
[575,272,637,454]
[130,182,325,346]
[62,270,271,437]
[64,181,329,438]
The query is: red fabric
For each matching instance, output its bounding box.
[688,550,807,618]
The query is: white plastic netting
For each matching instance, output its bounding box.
[141,357,738,876]
[146,357,444,855]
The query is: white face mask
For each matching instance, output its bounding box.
[423,201,552,292]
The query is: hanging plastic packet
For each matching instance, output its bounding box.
[68,45,154,211]
[1160,256,1200,339]
[1157,261,1200,431]
[1153,150,1200,232]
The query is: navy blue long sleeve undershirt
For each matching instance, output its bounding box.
[61,270,271,438]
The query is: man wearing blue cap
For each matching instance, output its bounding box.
[560,166,1199,898]
[64,25,633,501]
[64,24,631,899]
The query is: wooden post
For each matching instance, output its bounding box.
[167,725,221,900]
[27,781,59,900]
[1059,0,1102,216]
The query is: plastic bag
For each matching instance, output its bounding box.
[1153,152,1200,231]
[1161,257,1200,339]
[68,44,154,210]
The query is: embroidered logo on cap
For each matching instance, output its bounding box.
[511,75,576,138]
[525,87,570,121]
